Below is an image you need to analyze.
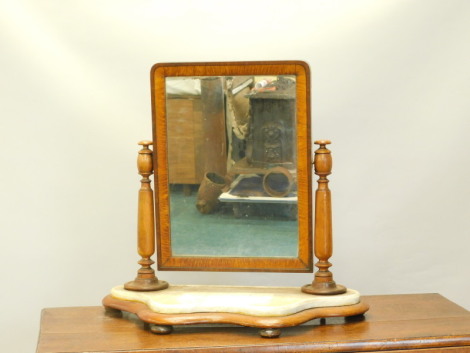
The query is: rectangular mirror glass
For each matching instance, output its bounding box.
[152,62,312,271]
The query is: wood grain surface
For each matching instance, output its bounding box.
[37,294,470,353]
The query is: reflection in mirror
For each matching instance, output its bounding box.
[166,75,298,258]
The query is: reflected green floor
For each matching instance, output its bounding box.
[169,187,298,257]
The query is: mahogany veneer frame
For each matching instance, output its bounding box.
[151,61,312,272]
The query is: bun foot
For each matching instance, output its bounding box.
[104,306,122,318]
[150,324,173,335]
[259,328,281,338]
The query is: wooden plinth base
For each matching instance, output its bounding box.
[124,279,168,291]
[102,294,369,338]
[302,282,347,295]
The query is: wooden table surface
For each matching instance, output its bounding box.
[36,293,470,353]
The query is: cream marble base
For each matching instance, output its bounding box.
[110,284,361,317]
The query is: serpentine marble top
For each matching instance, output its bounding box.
[111,285,361,317]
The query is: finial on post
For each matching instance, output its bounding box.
[124,140,168,291]
[302,140,346,295]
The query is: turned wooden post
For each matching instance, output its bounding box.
[124,140,168,291]
[302,140,346,295]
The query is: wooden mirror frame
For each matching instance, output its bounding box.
[151,61,312,272]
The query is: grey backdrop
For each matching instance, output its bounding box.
[1,1,469,352]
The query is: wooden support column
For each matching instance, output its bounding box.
[302,140,346,295]
[124,140,168,291]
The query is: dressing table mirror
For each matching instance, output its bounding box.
[103,61,368,338]
[155,61,311,272]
